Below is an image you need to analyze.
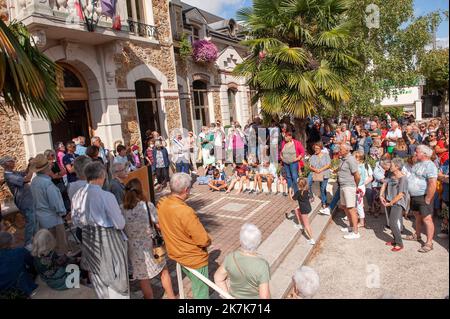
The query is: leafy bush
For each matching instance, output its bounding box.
[179,33,192,59]
[192,40,218,64]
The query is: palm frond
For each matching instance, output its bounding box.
[0,20,65,122]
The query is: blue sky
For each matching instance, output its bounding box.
[184,0,448,38]
[414,0,448,38]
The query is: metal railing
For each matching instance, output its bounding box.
[176,263,234,299]
[128,20,158,39]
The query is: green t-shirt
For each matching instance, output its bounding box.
[223,250,270,299]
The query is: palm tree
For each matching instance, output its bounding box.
[0,19,65,122]
[234,0,360,120]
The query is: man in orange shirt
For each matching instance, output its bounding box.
[157,173,211,299]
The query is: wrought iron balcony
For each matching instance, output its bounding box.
[128,20,158,39]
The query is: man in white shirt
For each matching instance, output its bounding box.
[255,161,277,194]
[385,120,402,154]
[172,132,190,174]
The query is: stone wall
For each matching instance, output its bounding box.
[118,99,141,148]
[114,0,182,143]
[164,98,183,134]
[115,0,178,90]
[0,112,27,202]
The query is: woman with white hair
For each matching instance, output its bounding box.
[71,161,129,298]
[214,223,271,299]
[405,144,438,253]
[31,229,80,290]
[292,266,320,298]
[380,158,408,252]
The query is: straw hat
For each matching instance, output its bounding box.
[30,154,50,173]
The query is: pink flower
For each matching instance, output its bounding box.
[192,40,219,63]
[258,51,266,60]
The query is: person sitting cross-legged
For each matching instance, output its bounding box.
[208,169,228,192]
[226,162,249,194]
[255,161,277,195]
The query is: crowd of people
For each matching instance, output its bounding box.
[0,111,448,299]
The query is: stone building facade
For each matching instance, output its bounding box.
[169,0,258,134]
[0,0,182,200]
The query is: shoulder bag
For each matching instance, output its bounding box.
[144,202,166,264]
[312,171,324,182]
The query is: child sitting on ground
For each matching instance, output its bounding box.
[205,163,216,177]
[226,161,249,194]
[286,178,315,245]
[208,169,228,192]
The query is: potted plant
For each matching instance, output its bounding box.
[192,39,218,64]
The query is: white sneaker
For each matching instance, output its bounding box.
[319,207,331,216]
[340,227,350,233]
[344,232,361,239]
[294,224,304,230]
[307,239,316,245]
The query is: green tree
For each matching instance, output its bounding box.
[345,1,442,116]
[234,0,360,121]
[419,48,449,114]
[0,20,65,122]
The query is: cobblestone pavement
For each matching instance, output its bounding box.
[297,210,449,299]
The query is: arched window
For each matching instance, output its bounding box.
[192,80,209,132]
[135,80,160,139]
[227,88,238,124]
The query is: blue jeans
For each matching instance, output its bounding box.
[307,173,329,205]
[20,206,36,246]
[283,162,299,193]
[329,186,341,210]
[176,162,190,174]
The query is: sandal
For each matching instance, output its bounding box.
[418,243,433,253]
[391,246,403,252]
[404,234,421,241]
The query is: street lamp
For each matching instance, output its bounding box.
[80,0,102,32]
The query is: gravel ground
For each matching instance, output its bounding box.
[305,211,449,299]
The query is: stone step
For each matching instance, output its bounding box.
[255,181,337,299]
[269,210,333,299]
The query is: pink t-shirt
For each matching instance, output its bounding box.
[57,151,66,175]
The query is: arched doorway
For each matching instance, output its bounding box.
[51,64,91,146]
[192,80,209,133]
[135,80,161,142]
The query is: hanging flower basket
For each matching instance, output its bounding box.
[192,40,218,64]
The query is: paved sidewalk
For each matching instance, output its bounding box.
[302,211,449,299]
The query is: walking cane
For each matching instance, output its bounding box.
[384,206,390,227]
